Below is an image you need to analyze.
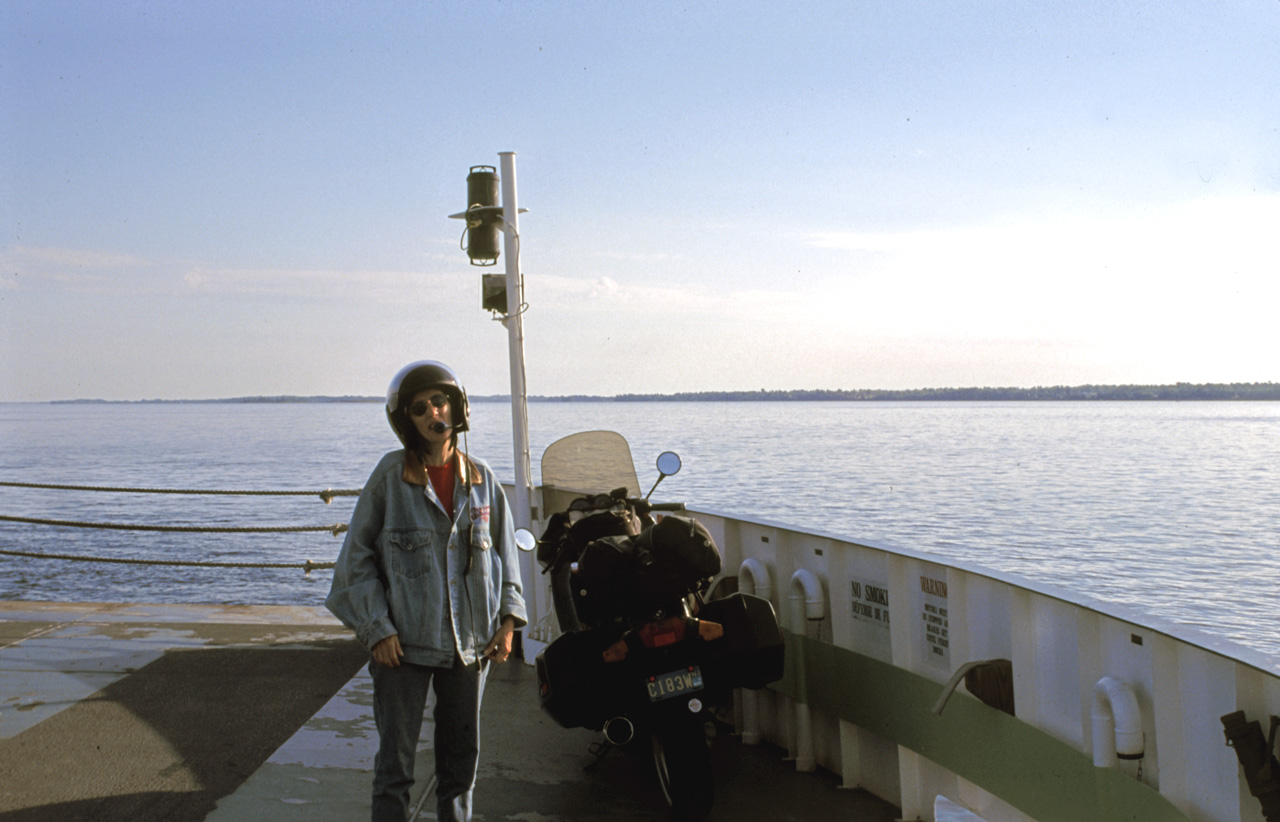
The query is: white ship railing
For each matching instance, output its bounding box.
[520,481,1279,822]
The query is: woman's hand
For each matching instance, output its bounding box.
[482,617,518,663]
[372,634,404,667]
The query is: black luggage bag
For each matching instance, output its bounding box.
[697,593,785,691]
[535,627,628,730]
[572,515,723,624]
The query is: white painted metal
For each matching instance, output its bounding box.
[936,794,992,821]
[521,492,1279,822]
[738,558,773,745]
[790,568,825,621]
[789,568,824,772]
[497,151,533,532]
[739,558,773,601]
[1092,676,1145,767]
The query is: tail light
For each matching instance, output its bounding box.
[635,617,724,647]
[602,617,728,663]
[637,616,687,648]
[697,619,724,640]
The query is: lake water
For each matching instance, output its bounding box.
[1,401,1277,664]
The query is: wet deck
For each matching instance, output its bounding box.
[0,602,900,821]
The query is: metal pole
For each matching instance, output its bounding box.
[498,151,533,530]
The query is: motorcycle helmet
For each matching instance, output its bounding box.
[386,360,471,445]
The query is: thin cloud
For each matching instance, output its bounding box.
[179,266,469,303]
[592,250,685,263]
[1,245,158,291]
[531,272,802,317]
[0,245,472,305]
[7,245,151,269]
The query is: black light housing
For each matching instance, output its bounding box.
[482,273,508,313]
[464,166,501,266]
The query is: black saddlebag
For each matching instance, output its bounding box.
[573,516,723,622]
[640,515,721,584]
[697,593,785,691]
[571,534,640,625]
[534,628,628,730]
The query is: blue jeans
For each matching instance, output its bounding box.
[369,657,489,822]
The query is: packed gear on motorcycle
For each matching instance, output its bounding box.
[538,490,642,570]
[635,515,721,584]
[530,436,785,820]
[695,593,786,690]
[535,628,630,731]
[572,515,721,625]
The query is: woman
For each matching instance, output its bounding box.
[326,360,527,822]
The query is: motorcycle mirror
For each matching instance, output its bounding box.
[645,451,682,500]
[514,528,537,553]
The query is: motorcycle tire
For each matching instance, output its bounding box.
[550,564,583,633]
[650,719,714,821]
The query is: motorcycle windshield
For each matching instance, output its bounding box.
[540,430,642,497]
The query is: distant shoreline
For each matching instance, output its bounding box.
[40,382,1280,404]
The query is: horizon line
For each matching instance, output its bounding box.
[24,380,1280,404]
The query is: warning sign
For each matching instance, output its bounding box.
[850,577,890,630]
[920,574,949,665]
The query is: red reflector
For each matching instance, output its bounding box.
[602,640,629,663]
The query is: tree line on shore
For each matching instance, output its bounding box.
[529,382,1280,402]
[49,382,1280,404]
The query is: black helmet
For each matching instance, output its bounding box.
[386,360,470,445]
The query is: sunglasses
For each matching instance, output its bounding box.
[409,394,450,417]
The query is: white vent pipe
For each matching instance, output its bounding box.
[739,558,773,601]
[789,567,825,621]
[788,568,824,772]
[737,559,772,744]
[1091,676,1145,767]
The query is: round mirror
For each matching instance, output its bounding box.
[655,451,682,477]
[514,527,537,553]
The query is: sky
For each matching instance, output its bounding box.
[2,1,1278,401]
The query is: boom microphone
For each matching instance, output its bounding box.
[429,421,451,433]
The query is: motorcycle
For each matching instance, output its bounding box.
[532,431,785,820]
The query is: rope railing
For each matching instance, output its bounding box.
[0,514,348,536]
[0,480,361,504]
[0,548,334,573]
[0,478,356,576]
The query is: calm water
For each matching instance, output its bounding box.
[1,401,1277,663]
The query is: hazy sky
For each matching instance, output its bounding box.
[3,1,1278,401]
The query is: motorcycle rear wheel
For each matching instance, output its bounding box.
[650,719,714,820]
[550,564,583,633]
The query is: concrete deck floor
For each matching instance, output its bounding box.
[0,602,900,821]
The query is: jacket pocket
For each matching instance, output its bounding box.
[472,524,493,553]
[386,530,434,580]
[472,527,501,618]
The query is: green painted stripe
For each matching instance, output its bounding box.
[770,632,1193,822]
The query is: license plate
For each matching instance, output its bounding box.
[646,666,704,702]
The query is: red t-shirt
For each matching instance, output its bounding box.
[426,461,455,515]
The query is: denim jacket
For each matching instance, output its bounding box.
[325,449,528,667]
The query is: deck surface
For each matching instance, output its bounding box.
[0,602,900,821]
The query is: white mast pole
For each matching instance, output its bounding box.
[498,151,533,531]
